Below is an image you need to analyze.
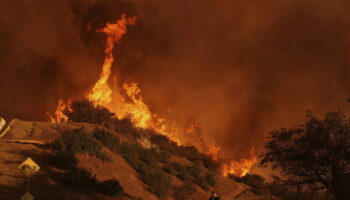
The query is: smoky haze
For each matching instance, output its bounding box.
[0,0,350,160]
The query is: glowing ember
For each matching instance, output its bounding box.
[222,147,258,177]
[46,99,70,123]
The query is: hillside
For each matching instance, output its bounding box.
[0,119,252,200]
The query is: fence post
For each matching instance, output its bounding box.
[270,185,273,200]
[297,183,301,200]
[244,188,247,200]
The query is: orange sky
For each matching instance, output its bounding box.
[0,0,350,162]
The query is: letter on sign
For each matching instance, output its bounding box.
[18,157,40,177]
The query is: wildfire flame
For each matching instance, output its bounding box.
[119,82,152,128]
[186,122,220,159]
[88,14,136,107]
[222,147,258,177]
[46,99,71,123]
[47,14,257,177]
[85,15,183,144]
[207,143,221,160]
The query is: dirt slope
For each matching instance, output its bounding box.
[0,119,252,200]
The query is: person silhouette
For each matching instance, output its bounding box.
[209,191,221,200]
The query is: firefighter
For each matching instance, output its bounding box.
[209,191,221,200]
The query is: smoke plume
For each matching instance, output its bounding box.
[1,0,350,161]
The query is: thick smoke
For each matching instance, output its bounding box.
[0,0,350,161]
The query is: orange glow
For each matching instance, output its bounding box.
[46,99,71,123]
[222,147,258,177]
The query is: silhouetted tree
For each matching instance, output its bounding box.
[260,111,350,194]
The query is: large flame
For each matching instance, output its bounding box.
[47,14,257,177]
[85,15,183,144]
[222,147,258,177]
[119,82,182,144]
[88,14,136,107]
[119,82,152,128]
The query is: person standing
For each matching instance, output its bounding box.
[209,191,221,200]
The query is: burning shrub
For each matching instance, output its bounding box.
[98,179,124,196]
[64,99,115,128]
[93,128,120,151]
